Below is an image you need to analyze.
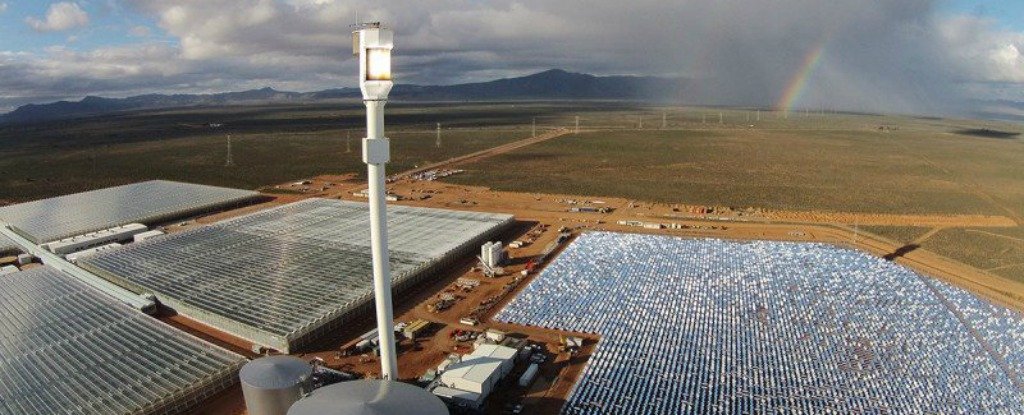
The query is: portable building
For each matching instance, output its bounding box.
[518,364,540,387]
[440,344,517,398]
[484,328,507,343]
[403,319,431,339]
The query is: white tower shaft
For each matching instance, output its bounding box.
[363,99,399,380]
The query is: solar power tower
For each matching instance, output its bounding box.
[354,22,399,380]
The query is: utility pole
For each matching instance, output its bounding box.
[575,116,580,134]
[719,112,723,124]
[225,134,234,167]
[436,123,441,148]
[757,109,761,122]
[638,115,643,130]
[532,117,536,137]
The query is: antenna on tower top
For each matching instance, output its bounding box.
[351,21,382,30]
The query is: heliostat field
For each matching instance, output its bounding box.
[496,232,1024,414]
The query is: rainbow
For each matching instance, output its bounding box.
[777,41,827,116]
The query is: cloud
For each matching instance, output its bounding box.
[0,3,8,14]
[940,16,1024,83]
[2,0,1024,114]
[25,2,90,32]
[128,25,151,37]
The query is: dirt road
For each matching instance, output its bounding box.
[398,129,571,176]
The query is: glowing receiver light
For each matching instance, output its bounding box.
[355,24,394,101]
[366,48,391,81]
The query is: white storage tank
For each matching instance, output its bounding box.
[240,355,313,415]
[287,379,448,415]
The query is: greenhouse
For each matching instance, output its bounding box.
[0,180,261,244]
[0,234,20,256]
[496,232,1024,414]
[81,198,513,353]
[0,266,246,415]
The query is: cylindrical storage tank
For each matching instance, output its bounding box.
[240,355,313,415]
[287,379,448,415]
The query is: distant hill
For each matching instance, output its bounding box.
[0,70,688,124]
[969,99,1024,123]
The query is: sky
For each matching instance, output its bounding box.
[0,0,1022,116]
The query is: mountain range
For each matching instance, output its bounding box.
[0,70,689,124]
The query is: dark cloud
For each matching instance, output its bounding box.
[0,0,1022,114]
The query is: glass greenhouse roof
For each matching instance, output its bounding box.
[0,234,20,256]
[0,180,261,244]
[81,198,512,352]
[0,266,246,415]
